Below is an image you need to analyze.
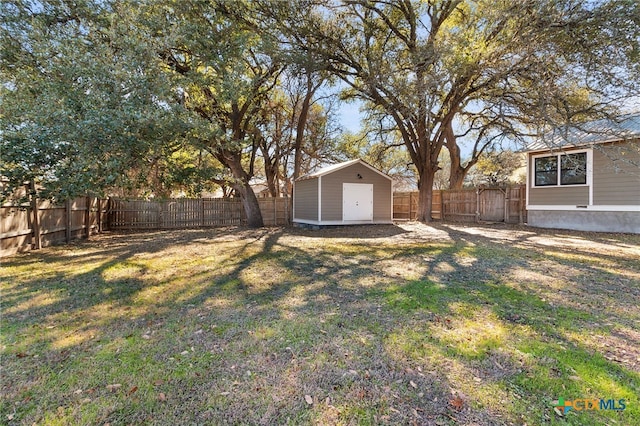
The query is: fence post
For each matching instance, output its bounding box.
[201,198,205,227]
[284,196,290,225]
[29,182,41,250]
[519,185,525,224]
[96,198,102,232]
[85,196,91,239]
[475,189,480,223]
[504,188,509,223]
[66,198,72,243]
[409,192,413,220]
[106,198,111,230]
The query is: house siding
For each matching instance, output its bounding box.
[592,141,640,206]
[320,163,392,222]
[293,178,318,221]
[529,186,589,205]
[528,154,589,205]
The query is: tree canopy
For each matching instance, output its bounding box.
[266,0,640,219]
[2,0,638,224]
[1,0,188,200]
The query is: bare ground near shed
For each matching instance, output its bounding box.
[1,222,639,425]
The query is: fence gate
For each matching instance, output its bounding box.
[478,188,506,221]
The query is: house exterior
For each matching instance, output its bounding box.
[525,114,640,233]
[293,159,393,225]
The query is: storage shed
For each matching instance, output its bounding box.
[293,159,393,225]
[524,113,640,234]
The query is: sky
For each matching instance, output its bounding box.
[337,101,364,134]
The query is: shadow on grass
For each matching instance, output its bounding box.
[372,225,640,424]
[1,223,639,425]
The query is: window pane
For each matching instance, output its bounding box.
[561,153,586,185]
[535,156,558,186]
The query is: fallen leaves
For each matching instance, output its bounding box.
[106,384,122,392]
[304,395,313,405]
[450,396,464,411]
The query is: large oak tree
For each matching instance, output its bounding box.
[267,0,640,220]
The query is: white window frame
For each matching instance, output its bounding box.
[531,148,592,189]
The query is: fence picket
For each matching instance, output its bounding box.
[3,187,526,257]
[393,185,526,223]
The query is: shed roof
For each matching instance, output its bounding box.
[524,113,640,153]
[296,159,392,181]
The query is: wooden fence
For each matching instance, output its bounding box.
[1,196,108,257]
[2,186,526,257]
[108,197,291,230]
[393,191,442,220]
[393,185,526,224]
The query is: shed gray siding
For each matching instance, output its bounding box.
[592,142,640,206]
[320,163,392,221]
[293,178,318,221]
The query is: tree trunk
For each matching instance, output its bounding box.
[264,160,279,197]
[293,73,318,180]
[445,124,466,190]
[234,180,264,228]
[448,155,478,190]
[448,162,466,190]
[445,123,481,189]
[416,165,437,223]
[220,151,264,228]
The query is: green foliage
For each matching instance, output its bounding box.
[270,0,640,206]
[2,0,638,205]
[0,0,191,200]
[337,129,417,189]
[466,150,525,187]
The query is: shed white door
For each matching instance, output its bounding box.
[343,183,373,221]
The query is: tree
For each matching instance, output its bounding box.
[143,0,293,227]
[253,70,337,197]
[1,0,186,201]
[266,0,462,221]
[442,0,640,189]
[2,1,287,227]
[466,150,525,187]
[265,0,640,219]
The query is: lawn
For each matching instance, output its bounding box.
[1,223,639,425]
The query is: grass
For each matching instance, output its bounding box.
[1,223,639,425]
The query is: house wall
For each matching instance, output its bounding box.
[293,178,318,221]
[592,142,640,205]
[527,140,640,207]
[528,186,589,205]
[527,151,590,205]
[526,140,640,233]
[320,163,392,222]
[528,210,640,234]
